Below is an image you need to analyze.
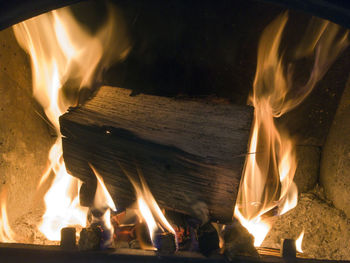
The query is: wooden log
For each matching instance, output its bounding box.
[60,86,253,223]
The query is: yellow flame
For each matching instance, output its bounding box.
[235,12,349,246]
[296,230,304,253]
[138,197,158,241]
[89,165,117,248]
[39,163,88,241]
[119,165,175,245]
[90,164,117,213]
[101,209,113,232]
[138,171,176,237]
[0,189,15,242]
[13,5,129,241]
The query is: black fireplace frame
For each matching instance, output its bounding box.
[1,0,350,31]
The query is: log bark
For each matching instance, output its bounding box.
[60,86,253,223]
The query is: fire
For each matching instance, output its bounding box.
[89,164,117,248]
[138,197,158,242]
[234,13,349,246]
[39,161,88,241]
[296,230,304,253]
[12,5,129,241]
[7,2,348,251]
[90,165,117,213]
[0,189,15,242]
[119,165,176,246]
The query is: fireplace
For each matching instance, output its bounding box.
[1,0,350,262]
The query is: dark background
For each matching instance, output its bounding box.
[1,0,350,145]
[70,0,350,146]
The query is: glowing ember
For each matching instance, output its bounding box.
[119,165,176,246]
[234,13,349,246]
[12,5,128,241]
[296,230,304,253]
[0,189,15,242]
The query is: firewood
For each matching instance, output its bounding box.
[78,225,102,251]
[153,232,176,254]
[60,227,76,250]
[197,222,220,256]
[223,221,259,260]
[60,86,253,223]
[281,239,296,259]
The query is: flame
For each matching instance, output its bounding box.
[138,171,176,238]
[296,230,304,253]
[119,165,175,245]
[89,164,117,248]
[90,164,117,213]
[234,12,349,246]
[39,162,88,241]
[12,5,129,241]
[0,189,15,242]
[138,197,158,242]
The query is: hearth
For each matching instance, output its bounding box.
[0,0,350,262]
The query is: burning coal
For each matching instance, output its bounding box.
[234,12,349,247]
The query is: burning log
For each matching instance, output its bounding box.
[281,239,297,259]
[60,86,253,223]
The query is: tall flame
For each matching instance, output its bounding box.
[12,5,129,241]
[235,13,349,246]
[0,189,15,242]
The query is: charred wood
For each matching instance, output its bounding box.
[223,221,259,260]
[60,227,76,250]
[197,222,220,256]
[281,239,297,259]
[78,225,102,251]
[154,233,177,254]
[60,86,253,223]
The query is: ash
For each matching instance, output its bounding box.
[10,208,58,245]
[263,185,350,260]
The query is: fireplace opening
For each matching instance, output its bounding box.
[0,0,350,262]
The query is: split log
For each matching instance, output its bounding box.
[60,86,253,223]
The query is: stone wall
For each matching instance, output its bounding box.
[320,75,350,218]
[0,27,53,225]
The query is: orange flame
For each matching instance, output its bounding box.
[119,165,175,245]
[12,5,129,241]
[234,13,349,246]
[90,164,117,213]
[0,189,15,242]
[89,165,117,247]
[296,230,304,253]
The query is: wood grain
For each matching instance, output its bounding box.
[60,86,253,222]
